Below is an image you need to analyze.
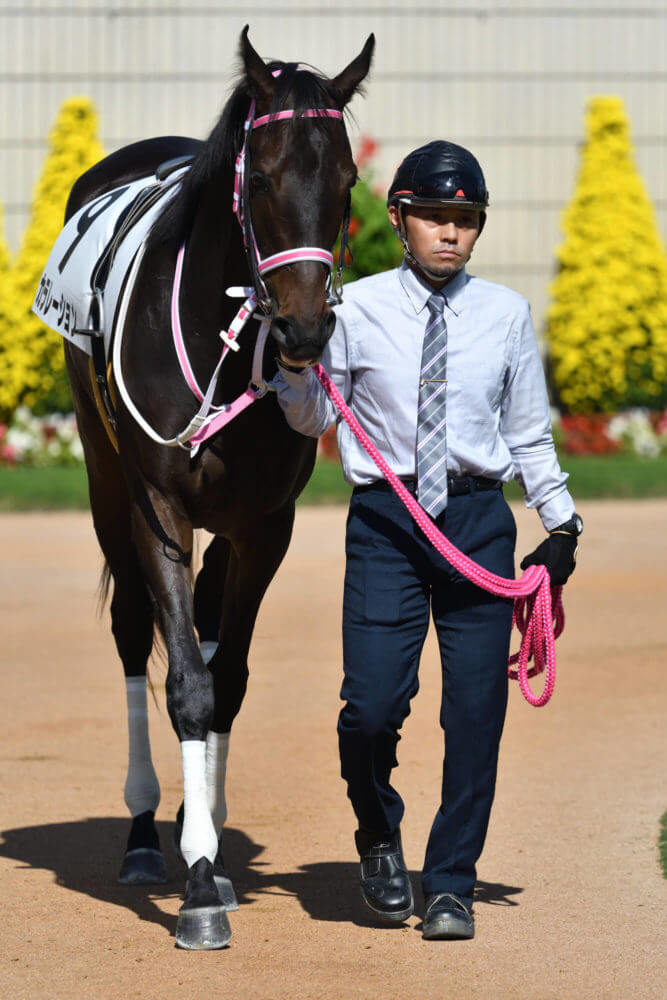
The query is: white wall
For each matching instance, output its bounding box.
[1,0,665,334]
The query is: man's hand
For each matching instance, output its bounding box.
[520,531,578,586]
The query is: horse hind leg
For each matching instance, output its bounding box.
[67,357,166,886]
[113,569,167,885]
[102,534,166,885]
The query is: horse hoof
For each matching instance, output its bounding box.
[118,848,167,885]
[214,873,239,911]
[175,905,231,950]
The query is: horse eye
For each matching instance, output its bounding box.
[250,171,271,193]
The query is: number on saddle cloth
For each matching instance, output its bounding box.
[31,164,190,361]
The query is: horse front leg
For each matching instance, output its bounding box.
[130,482,230,950]
[204,505,296,906]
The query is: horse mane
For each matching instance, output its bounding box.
[148,61,339,249]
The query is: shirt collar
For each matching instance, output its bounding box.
[398,258,468,316]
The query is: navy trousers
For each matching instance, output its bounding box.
[338,481,516,905]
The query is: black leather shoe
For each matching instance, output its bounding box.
[355,828,414,923]
[423,892,475,939]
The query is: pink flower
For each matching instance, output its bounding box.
[1,443,17,465]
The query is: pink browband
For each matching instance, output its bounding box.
[253,107,343,129]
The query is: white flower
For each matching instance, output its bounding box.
[606,414,628,440]
[14,405,33,425]
[634,435,659,458]
[6,428,34,455]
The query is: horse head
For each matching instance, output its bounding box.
[239,27,374,364]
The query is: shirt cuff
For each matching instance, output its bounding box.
[537,491,577,532]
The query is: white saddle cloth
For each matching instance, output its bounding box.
[32,166,188,358]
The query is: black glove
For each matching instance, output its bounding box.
[520,531,578,586]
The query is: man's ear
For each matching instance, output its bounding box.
[387,204,401,232]
[331,35,375,108]
[239,25,275,104]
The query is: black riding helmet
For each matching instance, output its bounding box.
[388,140,489,214]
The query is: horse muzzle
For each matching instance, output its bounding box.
[270,311,336,364]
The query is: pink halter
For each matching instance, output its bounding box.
[166,76,350,452]
[232,82,345,306]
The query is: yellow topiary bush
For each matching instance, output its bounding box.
[0,97,105,418]
[545,96,667,414]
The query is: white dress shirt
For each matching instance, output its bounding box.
[274,260,575,531]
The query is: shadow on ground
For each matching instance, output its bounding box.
[0,818,522,936]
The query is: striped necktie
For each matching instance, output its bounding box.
[417,292,449,518]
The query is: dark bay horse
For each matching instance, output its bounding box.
[62,28,374,949]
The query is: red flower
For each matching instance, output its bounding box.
[318,426,339,462]
[355,135,378,169]
[348,216,360,237]
[653,408,667,436]
[560,414,621,455]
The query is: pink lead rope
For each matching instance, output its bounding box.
[312,363,565,707]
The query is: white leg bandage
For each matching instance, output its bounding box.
[206,730,230,835]
[200,641,219,665]
[124,676,160,817]
[180,741,218,867]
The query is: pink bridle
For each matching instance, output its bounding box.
[167,79,349,451]
[232,78,346,306]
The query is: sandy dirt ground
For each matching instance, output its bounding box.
[0,500,665,999]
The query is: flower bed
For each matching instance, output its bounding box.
[557,408,667,458]
[0,407,83,466]
[3,406,667,470]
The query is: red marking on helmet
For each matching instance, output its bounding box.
[455,189,466,198]
[393,190,413,195]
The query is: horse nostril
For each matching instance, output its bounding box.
[271,316,293,348]
[321,311,336,337]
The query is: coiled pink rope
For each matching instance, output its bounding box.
[313,363,565,707]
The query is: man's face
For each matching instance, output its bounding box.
[388,202,481,284]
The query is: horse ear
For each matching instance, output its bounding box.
[331,35,375,108]
[239,25,274,103]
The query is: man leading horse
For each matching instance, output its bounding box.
[274,140,582,939]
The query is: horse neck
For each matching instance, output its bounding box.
[178,173,250,354]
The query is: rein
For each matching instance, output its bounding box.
[312,363,565,708]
